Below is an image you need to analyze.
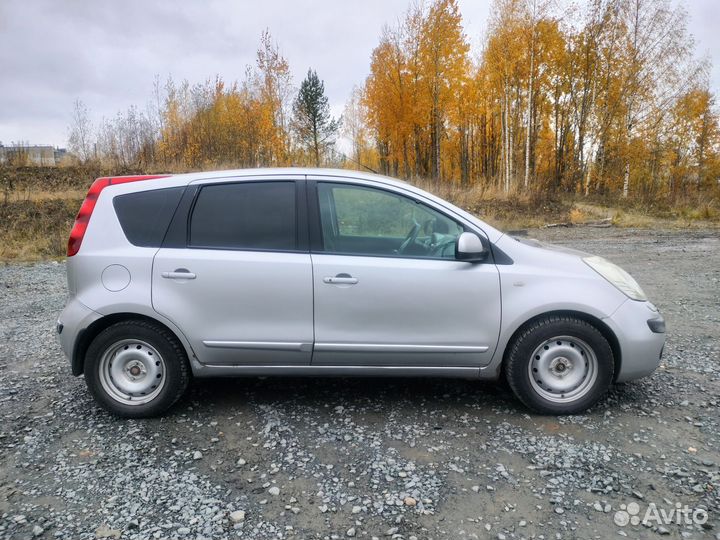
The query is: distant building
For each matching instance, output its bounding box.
[0,144,68,166]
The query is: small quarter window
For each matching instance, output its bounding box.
[113,187,184,247]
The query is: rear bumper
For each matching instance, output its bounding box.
[605,299,666,383]
[57,298,102,375]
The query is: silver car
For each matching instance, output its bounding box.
[57,168,666,417]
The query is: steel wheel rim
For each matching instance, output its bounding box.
[527,335,598,404]
[98,339,166,405]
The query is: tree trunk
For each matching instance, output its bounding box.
[460,123,469,185]
[431,96,441,183]
[524,12,536,189]
[503,81,512,192]
[313,121,320,167]
[622,161,630,198]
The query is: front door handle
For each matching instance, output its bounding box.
[323,273,358,285]
[161,269,196,280]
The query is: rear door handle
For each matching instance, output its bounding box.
[161,269,196,280]
[323,273,358,285]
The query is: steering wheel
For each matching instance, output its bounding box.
[397,219,421,254]
[430,236,457,258]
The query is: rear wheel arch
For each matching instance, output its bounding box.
[502,310,622,382]
[72,313,192,376]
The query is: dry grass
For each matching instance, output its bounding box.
[0,199,80,260]
[0,165,718,261]
[3,189,88,202]
[568,208,586,224]
[408,179,573,230]
[573,201,720,230]
[677,201,719,221]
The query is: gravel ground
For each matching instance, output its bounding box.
[0,227,718,540]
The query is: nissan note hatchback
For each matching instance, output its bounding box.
[57,169,666,417]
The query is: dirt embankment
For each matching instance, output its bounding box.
[0,166,142,260]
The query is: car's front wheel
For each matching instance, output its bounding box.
[84,320,190,418]
[505,315,614,414]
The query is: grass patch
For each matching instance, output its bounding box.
[0,199,81,260]
[573,201,720,229]
[0,164,145,195]
[3,189,88,202]
[408,179,573,230]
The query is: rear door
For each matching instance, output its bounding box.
[152,177,313,365]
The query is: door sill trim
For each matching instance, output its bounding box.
[192,364,484,379]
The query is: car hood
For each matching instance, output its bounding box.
[494,234,599,277]
[511,236,591,258]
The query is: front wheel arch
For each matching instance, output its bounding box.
[501,310,622,383]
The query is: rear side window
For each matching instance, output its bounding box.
[113,187,184,247]
[189,182,296,250]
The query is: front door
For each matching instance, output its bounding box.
[309,180,501,367]
[152,179,313,365]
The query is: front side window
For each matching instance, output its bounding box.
[190,181,296,250]
[317,183,463,258]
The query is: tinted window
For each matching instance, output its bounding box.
[113,187,184,247]
[317,183,463,259]
[190,182,296,250]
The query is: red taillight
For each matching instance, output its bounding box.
[67,175,170,257]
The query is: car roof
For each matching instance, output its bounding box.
[169,167,407,185]
[110,167,504,242]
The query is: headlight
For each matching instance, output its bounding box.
[583,255,647,301]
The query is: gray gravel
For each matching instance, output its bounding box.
[0,228,719,539]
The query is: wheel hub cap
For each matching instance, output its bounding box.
[98,339,166,405]
[528,336,599,404]
[126,361,146,380]
[549,357,572,377]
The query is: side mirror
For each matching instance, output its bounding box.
[455,232,488,262]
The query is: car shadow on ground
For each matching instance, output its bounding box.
[182,376,515,412]
[172,374,657,419]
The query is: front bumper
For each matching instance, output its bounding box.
[604,299,666,382]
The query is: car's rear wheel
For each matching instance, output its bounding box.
[505,315,614,414]
[84,320,190,418]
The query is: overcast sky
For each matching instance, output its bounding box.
[0,0,718,150]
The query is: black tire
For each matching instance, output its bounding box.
[84,320,190,418]
[505,315,614,415]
